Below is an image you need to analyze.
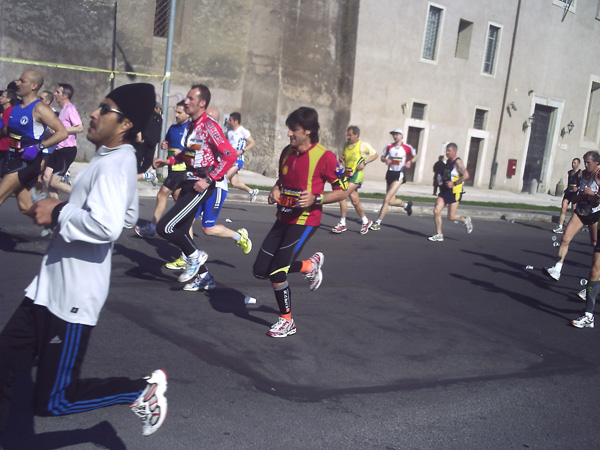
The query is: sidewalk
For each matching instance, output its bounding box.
[70,162,563,223]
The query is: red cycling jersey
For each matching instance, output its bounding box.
[168,113,236,181]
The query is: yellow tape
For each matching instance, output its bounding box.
[0,57,170,83]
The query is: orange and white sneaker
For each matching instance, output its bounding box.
[306,252,324,291]
[267,317,296,338]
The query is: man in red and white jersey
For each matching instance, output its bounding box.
[153,84,237,284]
[369,128,417,230]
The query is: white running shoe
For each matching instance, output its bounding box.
[465,216,473,234]
[428,234,444,242]
[331,223,347,233]
[178,251,208,283]
[267,317,296,338]
[572,314,594,329]
[250,189,259,203]
[183,273,216,291]
[542,266,561,281]
[553,226,564,234]
[306,252,324,291]
[130,369,168,436]
[578,289,587,301]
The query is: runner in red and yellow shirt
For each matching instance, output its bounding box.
[253,107,348,338]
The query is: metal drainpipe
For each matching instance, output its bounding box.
[159,0,177,160]
[489,0,521,189]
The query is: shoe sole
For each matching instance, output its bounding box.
[572,322,594,328]
[267,328,297,337]
[331,228,346,233]
[183,282,216,292]
[135,228,154,239]
[178,252,208,283]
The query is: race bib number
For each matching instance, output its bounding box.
[9,133,21,151]
[278,186,302,213]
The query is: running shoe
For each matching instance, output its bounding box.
[331,223,347,233]
[405,201,413,216]
[236,228,252,254]
[130,369,168,436]
[572,314,594,328]
[31,189,48,203]
[165,256,186,270]
[145,170,158,187]
[465,216,473,233]
[267,317,296,338]
[369,222,381,231]
[578,289,587,301]
[183,273,216,291]
[178,251,208,283]
[542,266,561,281]
[61,171,72,186]
[306,252,324,291]
[360,220,372,235]
[428,234,444,242]
[135,223,156,239]
[250,189,259,203]
[553,225,564,234]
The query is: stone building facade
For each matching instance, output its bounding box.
[1,0,598,191]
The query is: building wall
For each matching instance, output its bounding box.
[115,0,359,177]
[351,0,600,193]
[0,0,117,161]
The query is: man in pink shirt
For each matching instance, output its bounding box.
[43,83,83,198]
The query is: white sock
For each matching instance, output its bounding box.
[555,262,563,272]
[339,218,346,225]
[376,219,382,225]
[361,216,369,224]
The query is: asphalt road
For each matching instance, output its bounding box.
[1,196,600,450]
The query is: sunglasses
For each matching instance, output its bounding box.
[99,104,124,116]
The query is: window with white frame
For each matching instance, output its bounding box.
[482,24,501,75]
[473,109,488,130]
[553,0,576,13]
[412,102,427,120]
[422,4,444,61]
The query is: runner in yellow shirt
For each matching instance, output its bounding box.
[331,126,378,235]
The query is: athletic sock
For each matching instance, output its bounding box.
[274,282,291,315]
[339,218,346,226]
[233,231,241,242]
[376,219,382,225]
[361,216,369,224]
[299,259,314,274]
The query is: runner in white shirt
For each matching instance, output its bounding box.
[370,128,417,230]
[226,112,259,202]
